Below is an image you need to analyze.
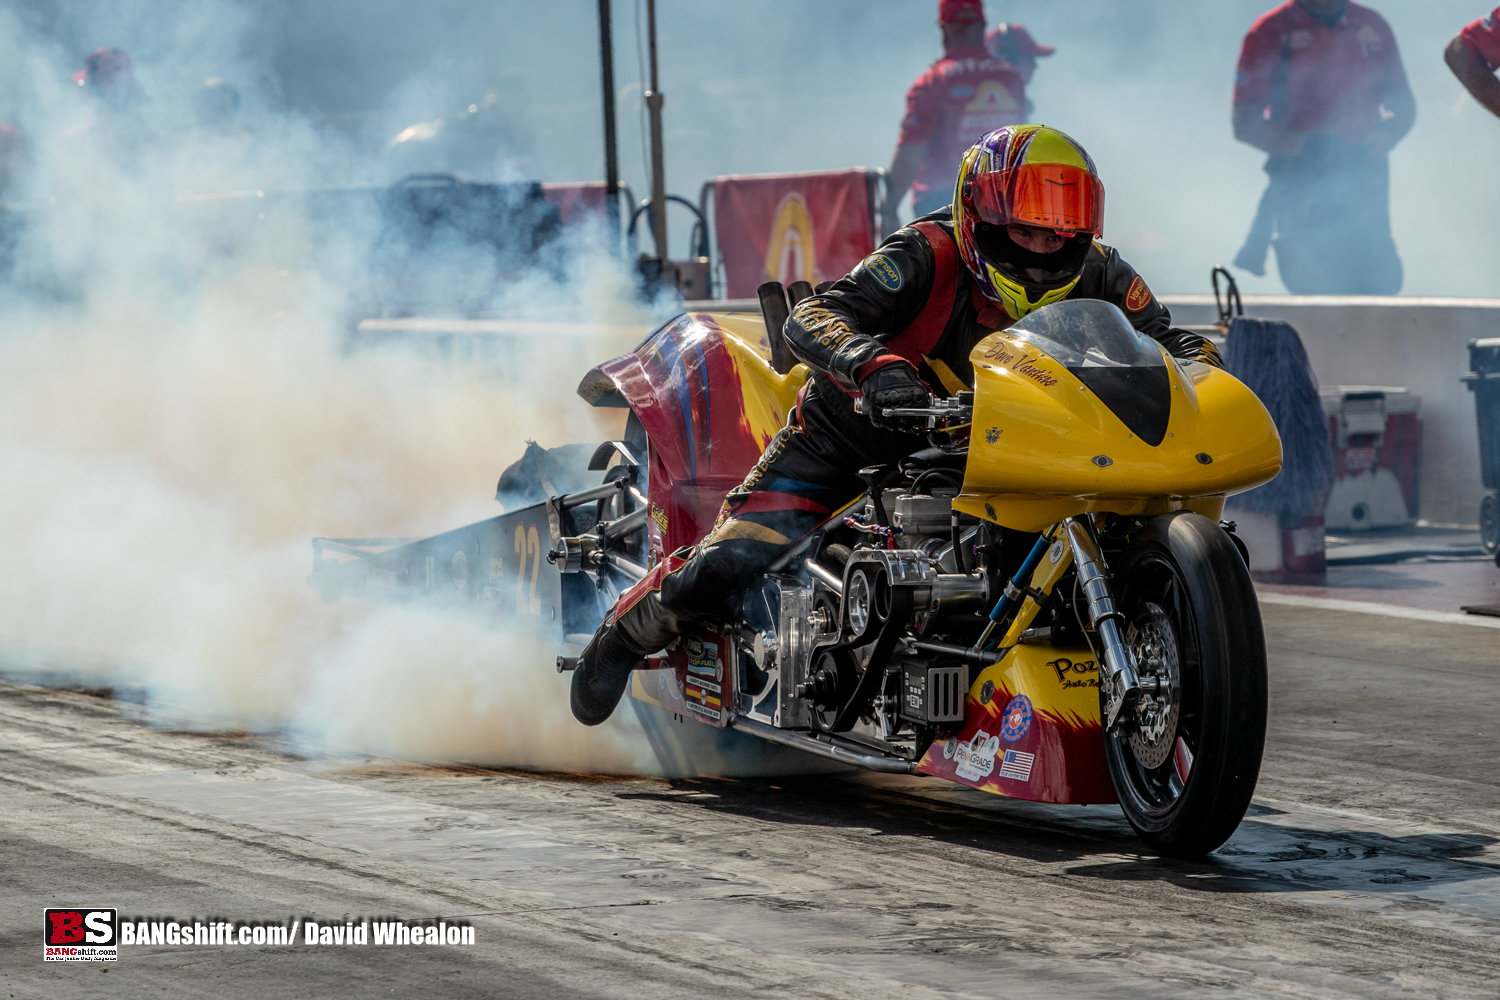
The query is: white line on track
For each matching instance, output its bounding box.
[1256,590,1500,628]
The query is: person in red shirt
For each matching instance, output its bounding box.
[1446,9,1500,118]
[883,0,1025,227]
[1230,0,1414,295]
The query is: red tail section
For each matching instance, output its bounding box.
[588,311,808,562]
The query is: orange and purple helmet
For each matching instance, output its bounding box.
[952,125,1105,320]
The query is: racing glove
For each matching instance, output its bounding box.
[1158,329,1225,369]
[858,358,930,433]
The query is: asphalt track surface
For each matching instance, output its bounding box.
[5,601,1499,999]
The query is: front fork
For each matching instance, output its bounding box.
[1063,517,1142,733]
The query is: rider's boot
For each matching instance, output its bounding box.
[569,623,648,726]
[570,591,683,725]
[571,526,777,725]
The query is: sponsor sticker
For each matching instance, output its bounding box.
[954,731,1001,782]
[687,639,719,678]
[1048,657,1099,690]
[998,749,1035,782]
[864,253,904,292]
[1123,274,1153,313]
[684,669,723,722]
[45,908,118,961]
[999,694,1033,743]
[685,676,721,696]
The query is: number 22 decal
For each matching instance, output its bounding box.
[513,523,542,615]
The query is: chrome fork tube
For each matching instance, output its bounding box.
[1063,517,1141,732]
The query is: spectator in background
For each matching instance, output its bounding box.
[71,47,143,107]
[984,23,1054,119]
[883,0,1025,228]
[1231,0,1414,295]
[1446,10,1500,118]
[63,48,150,170]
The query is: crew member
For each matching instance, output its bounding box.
[1445,9,1500,118]
[70,47,144,108]
[884,0,1026,227]
[571,125,1223,726]
[1231,0,1414,294]
[64,48,149,170]
[984,22,1054,118]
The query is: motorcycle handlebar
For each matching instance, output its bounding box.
[855,392,974,426]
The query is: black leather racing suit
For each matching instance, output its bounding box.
[606,210,1219,657]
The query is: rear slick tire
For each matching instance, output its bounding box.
[1104,512,1268,858]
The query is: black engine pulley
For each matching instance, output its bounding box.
[796,648,856,709]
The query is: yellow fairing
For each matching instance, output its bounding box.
[956,330,1282,532]
[974,643,1102,733]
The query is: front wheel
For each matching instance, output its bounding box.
[1104,512,1268,858]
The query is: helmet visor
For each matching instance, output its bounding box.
[966,163,1104,236]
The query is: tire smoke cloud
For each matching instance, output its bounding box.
[0,0,675,775]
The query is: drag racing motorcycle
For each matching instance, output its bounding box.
[310,292,1281,858]
[549,293,1281,858]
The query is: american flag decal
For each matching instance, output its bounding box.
[998,749,1034,782]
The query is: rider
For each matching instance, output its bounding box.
[571,124,1222,726]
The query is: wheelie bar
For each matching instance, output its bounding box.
[1063,517,1143,733]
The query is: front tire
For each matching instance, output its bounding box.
[1104,512,1267,858]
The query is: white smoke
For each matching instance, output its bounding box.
[0,0,678,774]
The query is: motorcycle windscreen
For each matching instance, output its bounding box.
[1006,299,1172,446]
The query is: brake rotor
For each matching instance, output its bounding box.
[1125,602,1180,770]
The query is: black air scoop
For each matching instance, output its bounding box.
[1070,366,1172,446]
